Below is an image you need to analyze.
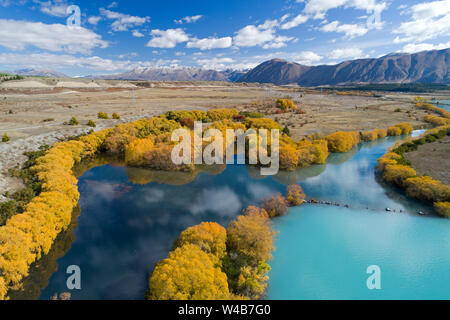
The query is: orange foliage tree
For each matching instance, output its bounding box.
[286,184,306,206]
[262,193,289,217]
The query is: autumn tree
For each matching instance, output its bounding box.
[434,202,450,218]
[173,222,227,265]
[242,206,269,219]
[262,193,288,218]
[148,244,230,300]
[325,131,360,153]
[286,184,306,206]
[387,126,402,136]
[405,176,450,203]
[226,214,275,265]
[382,164,417,187]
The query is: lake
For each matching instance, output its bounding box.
[11,131,449,300]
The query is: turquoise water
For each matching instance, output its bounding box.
[15,132,448,300]
[268,133,450,300]
[434,99,450,112]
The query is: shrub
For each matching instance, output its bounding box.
[207,108,239,121]
[2,133,10,143]
[361,130,378,142]
[404,176,450,203]
[276,99,298,112]
[262,193,289,217]
[424,115,450,126]
[394,123,413,135]
[0,201,16,226]
[97,112,109,119]
[434,202,450,218]
[165,110,207,122]
[179,117,195,130]
[382,164,417,187]
[88,120,96,128]
[373,129,388,139]
[286,184,306,206]
[112,112,120,120]
[244,118,283,131]
[239,111,264,118]
[326,131,360,153]
[387,126,402,136]
[68,117,79,126]
[148,244,230,300]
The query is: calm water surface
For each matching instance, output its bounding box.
[13,132,448,300]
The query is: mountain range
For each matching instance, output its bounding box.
[90,67,246,82]
[238,48,450,86]
[4,48,449,85]
[13,68,68,78]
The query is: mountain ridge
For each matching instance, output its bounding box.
[238,48,450,86]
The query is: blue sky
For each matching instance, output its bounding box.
[0,0,449,76]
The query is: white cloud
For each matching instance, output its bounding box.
[174,15,203,24]
[400,41,450,54]
[33,0,69,17]
[281,14,309,29]
[262,36,296,49]
[292,51,323,65]
[0,52,186,72]
[100,8,150,32]
[234,20,295,48]
[132,30,144,37]
[300,0,387,19]
[186,37,232,50]
[321,20,368,38]
[0,19,108,54]
[88,16,102,25]
[0,52,132,71]
[107,1,118,9]
[146,28,189,48]
[329,47,363,59]
[196,57,235,70]
[234,25,275,47]
[393,0,450,42]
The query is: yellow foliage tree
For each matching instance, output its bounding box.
[387,126,402,136]
[226,214,275,264]
[326,131,360,153]
[242,206,269,219]
[207,108,239,121]
[382,164,417,187]
[286,184,306,206]
[405,176,450,203]
[434,202,450,218]
[276,99,298,112]
[148,244,230,300]
[173,222,227,264]
[394,123,413,135]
